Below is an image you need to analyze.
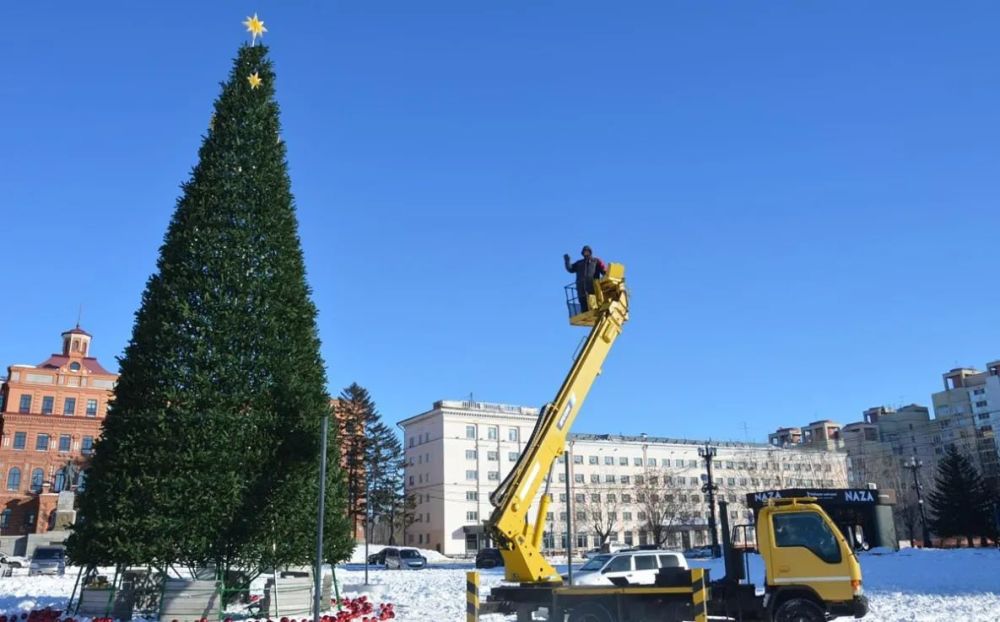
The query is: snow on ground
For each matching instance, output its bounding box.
[2,549,999,621]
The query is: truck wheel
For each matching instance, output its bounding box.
[568,602,615,622]
[774,598,824,622]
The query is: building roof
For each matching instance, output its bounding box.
[36,355,114,376]
[61,325,92,337]
[570,432,778,450]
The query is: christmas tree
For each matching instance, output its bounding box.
[927,445,994,547]
[69,16,352,570]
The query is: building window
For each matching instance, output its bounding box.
[487,426,498,440]
[36,434,50,451]
[30,468,44,493]
[466,470,478,480]
[590,474,600,483]
[86,399,98,417]
[82,436,94,455]
[508,451,519,461]
[487,451,498,461]
[0,509,9,528]
[589,456,598,465]
[466,449,477,460]
[19,395,31,413]
[466,511,479,522]
[59,435,72,452]
[646,458,655,466]
[558,473,566,483]
[488,471,500,481]
[633,457,642,466]
[573,455,583,464]
[508,428,519,442]
[41,396,54,415]
[6,468,21,491]
[574,474,584,483]
[465,425,476,439]
[466,491,478,501]
[605,456,614,465]
[63,397,76,416]
[605,474,616,483]
[13,432,27,450]
[619,456,628,465]
[53,470,66,492]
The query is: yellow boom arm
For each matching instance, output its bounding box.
[487,263,629,583]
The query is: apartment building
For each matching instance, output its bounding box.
[932,362,1000,482]
[768,420,843,451]
[400,400,849,556]
[0,326,117,535]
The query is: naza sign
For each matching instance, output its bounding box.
[843,490,875,503]
[753,491,783,503]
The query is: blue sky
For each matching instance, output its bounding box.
[3,2,998,441]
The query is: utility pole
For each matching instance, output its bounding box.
[905,457,932,548]
[314,412,330,622]
[565,446,575,585]
[698,443,721,558]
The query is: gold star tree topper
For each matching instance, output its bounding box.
[247,72,263,89]
[243,13,267,45]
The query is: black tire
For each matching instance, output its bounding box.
[567,602,615,622]
[773,597,825,622]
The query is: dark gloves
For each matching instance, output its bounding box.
[563,253,571,262]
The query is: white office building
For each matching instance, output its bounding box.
[399,400,849,556]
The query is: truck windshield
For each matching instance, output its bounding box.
[579,555,612,571]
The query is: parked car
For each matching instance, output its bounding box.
[582,542,627,559]
[0,554,28,568]
[475,548,504,569]
[683,546,714,559]
[569,550,687,587]
[619,544,659,552]
[29,545,66,576]
[384,547,427,570]
[366,549,387,565]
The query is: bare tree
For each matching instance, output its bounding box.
[577,483,621,548]
[634,470,685,548]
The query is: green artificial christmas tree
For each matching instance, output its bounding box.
[927,445,994,547]
[69,17,352,571]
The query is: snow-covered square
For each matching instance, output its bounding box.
[2,547,998,622]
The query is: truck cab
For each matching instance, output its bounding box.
[756,498,868,621]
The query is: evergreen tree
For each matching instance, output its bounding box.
[366,421,405,541]
[68,41,351,570]
[337,383,377,538]
[928,446,994,546]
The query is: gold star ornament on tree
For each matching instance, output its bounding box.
[243,13,267,45]
[247,72,263,89]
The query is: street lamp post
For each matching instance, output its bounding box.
[904,457,932,548]
[698,443,721,558]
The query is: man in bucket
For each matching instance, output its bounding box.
[563,245,606,312]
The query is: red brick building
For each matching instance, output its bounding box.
[0,326,117,535]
